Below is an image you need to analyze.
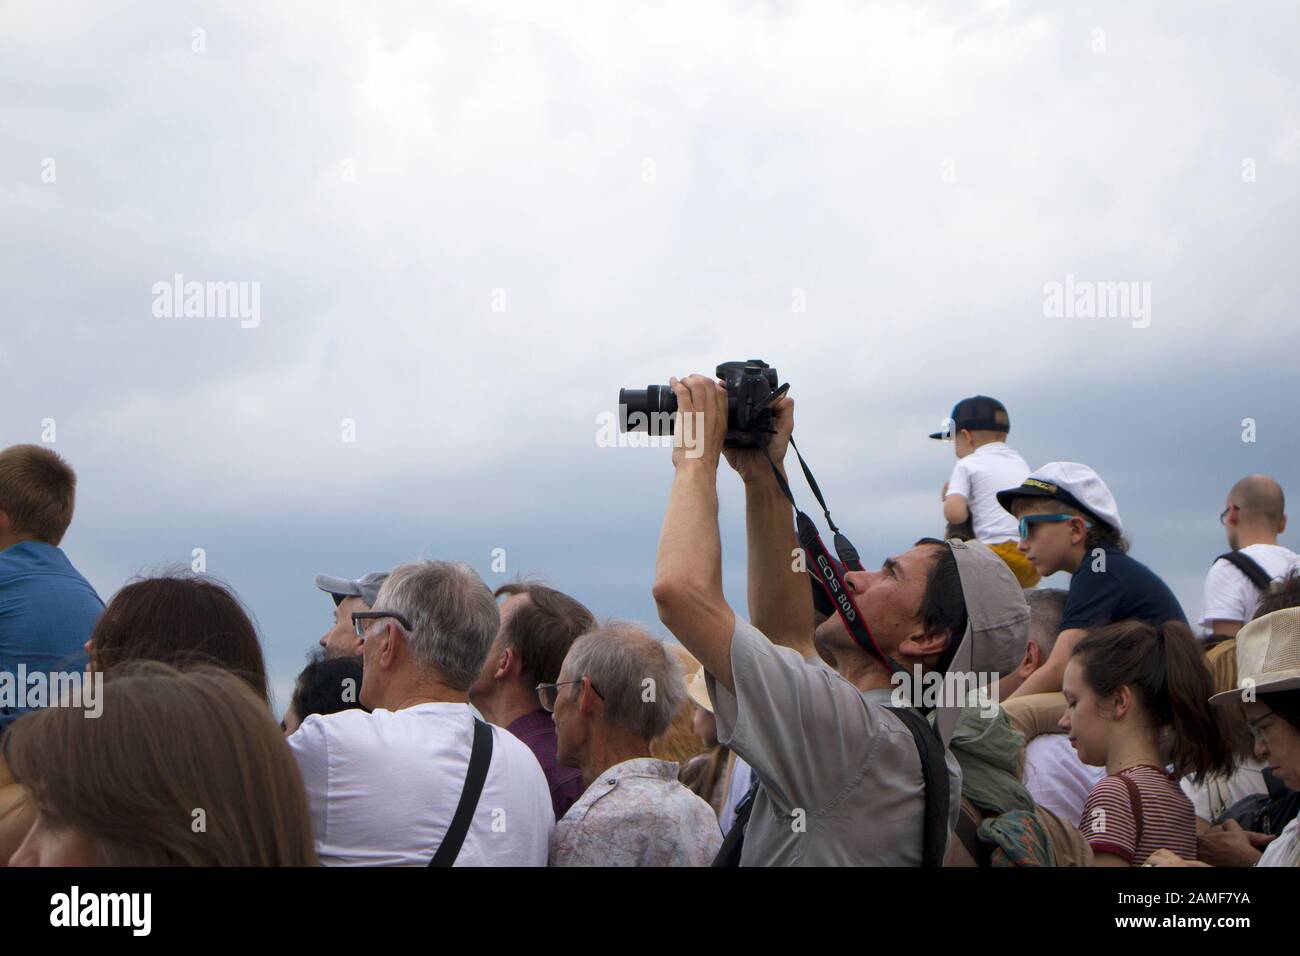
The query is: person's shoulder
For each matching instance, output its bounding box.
[1085,772,1133,806]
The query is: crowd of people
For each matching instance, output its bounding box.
[0,380,1298,867]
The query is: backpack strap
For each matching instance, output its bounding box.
[891,707,950,867]
[711,776,759,867]
[428,718,493,867]
[1215,551,1273,592]
[1118,771,1145,855]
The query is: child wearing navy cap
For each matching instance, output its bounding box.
[931,395,1039,587]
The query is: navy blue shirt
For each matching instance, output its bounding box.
[1060,547,1186,632]
[0,541,104,729]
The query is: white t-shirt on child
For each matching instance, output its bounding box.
[1198,543,1299,628]
[946,443,1031,545]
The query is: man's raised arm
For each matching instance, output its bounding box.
[721,397,816,659]
[652,374,737,691]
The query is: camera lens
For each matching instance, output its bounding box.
[618,385,678,433]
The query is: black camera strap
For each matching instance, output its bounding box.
[760,437,900,674]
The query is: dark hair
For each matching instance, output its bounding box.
[1072,620,1235,782]
[90,572,270,702]
[493,580,595,685]
[1254,570,1300,620]
[1256,689,1300,733]
[291,654,367,723]
[0,444,77,544]
[3,662,316,866]
[914,538,967,666]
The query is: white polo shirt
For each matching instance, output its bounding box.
[288,701,554,866]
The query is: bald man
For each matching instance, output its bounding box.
[1200,475,1297,638]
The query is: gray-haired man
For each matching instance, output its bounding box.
[289,560,555,865]
[546,623,722,866]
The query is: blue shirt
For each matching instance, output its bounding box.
[0,541,104,729]
[1060,547,1186,633]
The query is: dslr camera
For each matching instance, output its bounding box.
[618,359,784,449]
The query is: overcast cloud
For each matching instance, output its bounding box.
[3,0,1298,709]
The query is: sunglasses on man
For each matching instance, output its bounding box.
[1018,514,1092,540]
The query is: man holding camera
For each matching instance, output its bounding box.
[652,373,1023,865]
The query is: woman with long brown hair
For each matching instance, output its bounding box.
[4,662,316,866]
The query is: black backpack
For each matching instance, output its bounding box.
[1215,768,1300,837]
[1203,552,1274,649]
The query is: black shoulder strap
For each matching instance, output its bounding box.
[428,718,493,867]
[711,776,759,867]
[890,707,950,867]
[1215,551,1273,592]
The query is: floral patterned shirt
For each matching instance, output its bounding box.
[549,757,723,866]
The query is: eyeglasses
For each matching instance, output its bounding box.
[351,610,413,639]
[1220,504,1239,525]
[1018,514,1091,540]
[1246,713,1276,742]
[535,679,603,713]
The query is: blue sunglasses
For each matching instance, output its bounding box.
[1018,514,1091,539]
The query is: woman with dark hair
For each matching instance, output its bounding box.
[0,571,271,863]
[4,663,316,866]
[1061,619,1235,866]
[85,572,269,702]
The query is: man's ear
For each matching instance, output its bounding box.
[494,645,516,681]
[378,621,401,669]
[1021,640,1042,677]
[899,628,951,662]
[578,676,601,718]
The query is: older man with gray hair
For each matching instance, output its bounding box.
[287,560,555,866]
[545,623,722,866]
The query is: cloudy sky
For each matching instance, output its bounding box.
[3,0,1298,711]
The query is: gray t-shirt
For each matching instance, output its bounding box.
[706,617,962,866]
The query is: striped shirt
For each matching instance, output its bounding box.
[1080,764,1198,865]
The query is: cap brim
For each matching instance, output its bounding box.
[995,485,1055,511]
[315,574,362,601]
[1210,674,1300,706]
[928,431,949,440]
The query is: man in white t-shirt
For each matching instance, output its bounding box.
[288,560,554,866]
[1200,475,1296,640]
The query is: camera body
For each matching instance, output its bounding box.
[618,359,781,449]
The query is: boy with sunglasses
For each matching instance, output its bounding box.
[996,462,1186,699]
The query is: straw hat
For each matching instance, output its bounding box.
[684,667,713,714]
[1209,606,1300,705]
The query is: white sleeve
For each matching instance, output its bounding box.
[1199,560,1249,627]
[286,716,330,848]
[946,459,971,500]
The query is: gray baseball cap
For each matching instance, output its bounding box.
[934,538,1030,744]
[315,571,389,608]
